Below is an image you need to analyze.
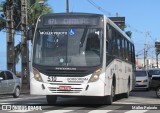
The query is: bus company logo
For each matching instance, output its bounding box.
[67,78,88,83]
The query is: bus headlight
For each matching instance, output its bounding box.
[88,69,101,83]
[32,67,43,82]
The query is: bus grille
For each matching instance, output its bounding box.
[48,86,83,93]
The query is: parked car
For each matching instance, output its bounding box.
[135,69,149,90]
[0,70,21,98]
[148,68,160,78]
[150,75,160,98]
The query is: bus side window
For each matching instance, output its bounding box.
[106,41,109,53]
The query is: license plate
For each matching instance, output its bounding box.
[59,86,71,90]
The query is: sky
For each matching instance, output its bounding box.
[0,0,160,70]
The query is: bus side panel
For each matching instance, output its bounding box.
[104,59,133,96]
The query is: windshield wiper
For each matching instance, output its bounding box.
[80,27,88,47]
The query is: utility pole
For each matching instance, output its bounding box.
[144,32,149,69]
[155,41,160,68]
[21,0,29,84]
[6,0,15,74]
[66,0,69,13]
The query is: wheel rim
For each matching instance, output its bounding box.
[128,85,130,95]
[157,88,160,97]
[112,85,115,98]
[15,88,20,96]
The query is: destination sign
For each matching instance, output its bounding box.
[43,16,99,25]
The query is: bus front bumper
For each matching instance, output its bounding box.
[30,78,106,96]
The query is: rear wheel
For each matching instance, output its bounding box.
[124,84,130,98]
[46,95,57,105]
[13,87,20,98]
[156,87,160,98]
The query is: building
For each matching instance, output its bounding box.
[136,58,160,69]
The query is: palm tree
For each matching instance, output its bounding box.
[0,0,53,65]
[15,0,53,64]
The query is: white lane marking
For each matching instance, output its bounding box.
[113,101,139,104]
[0,96,45,102]
[44,107,84,113]
[44,110,73,113]
[8,110,32,113]
[88,110,113,113]
[125,110,148,113]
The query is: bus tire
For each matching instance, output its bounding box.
[104,85,114,105]
[124,83,130,98]
[124,86,130,98]
[156,87,160,98]
[124,77,130,98]
[46,95,57,105]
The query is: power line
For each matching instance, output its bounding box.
[87,0,156,42]
[87,0,112,16]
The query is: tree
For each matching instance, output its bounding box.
[15,0,53,64]
[0,0,53,64]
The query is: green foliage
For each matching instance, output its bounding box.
[0,0,53,31]
[14,42,21,64]
[0,0,53,64]
[28,0,53,25]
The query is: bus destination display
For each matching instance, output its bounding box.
[43,17,99,25]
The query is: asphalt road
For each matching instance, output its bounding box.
[0,90,160,113]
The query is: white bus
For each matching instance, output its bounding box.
[30,13,135,105]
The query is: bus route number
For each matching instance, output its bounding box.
[48,76,57,82]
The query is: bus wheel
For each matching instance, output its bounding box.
[104,85,114,105]
[156,87,160,98]
[46,95,57,105]
[124,84,130,98]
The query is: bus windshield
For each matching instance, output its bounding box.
[33,28,102,67]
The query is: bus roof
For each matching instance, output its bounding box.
[40,12,103,17]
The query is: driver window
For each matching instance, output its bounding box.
[86,33,100,54]
[5,71,13,80]
[0,71,6,80]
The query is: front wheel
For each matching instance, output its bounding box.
[46,95,57,105]
[13,87,20,98]
[104,85,114,105]
[156,87,160,98]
